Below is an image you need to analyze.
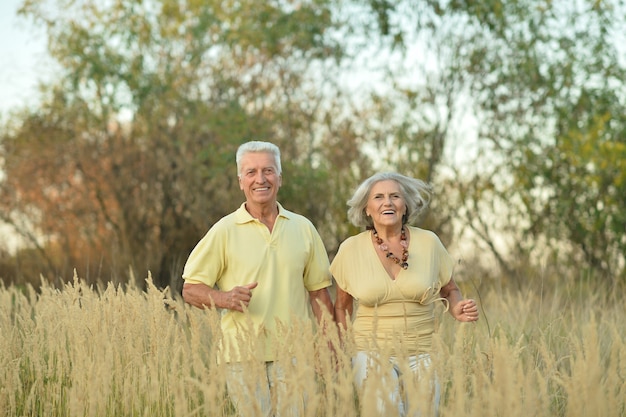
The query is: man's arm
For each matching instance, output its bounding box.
[308,287,334,324]
[182,282,258,313]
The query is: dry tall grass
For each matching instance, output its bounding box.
[1,273,624,416]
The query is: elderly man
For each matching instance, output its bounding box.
[182,140,334,416]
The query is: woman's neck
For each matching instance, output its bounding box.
[373,224,404,241]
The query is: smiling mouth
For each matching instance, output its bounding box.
[254,187,270,192]
[382,210,396,215]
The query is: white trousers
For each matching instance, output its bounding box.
[352,351,441,417]
[225,360,304,417]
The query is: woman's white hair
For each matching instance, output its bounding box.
[347,172,432,229]
[236,141,282,176]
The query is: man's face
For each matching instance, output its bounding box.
[238,152,282,206]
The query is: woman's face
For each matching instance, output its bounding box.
[365,180,407,230]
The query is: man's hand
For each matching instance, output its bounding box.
[225,282,258,312]
[182,282,258,311]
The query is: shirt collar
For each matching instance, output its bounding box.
[234,201,291,224]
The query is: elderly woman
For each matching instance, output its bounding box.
[331,172,478,416]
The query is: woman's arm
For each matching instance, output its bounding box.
[439,278,479,322]
[333,285,354,334]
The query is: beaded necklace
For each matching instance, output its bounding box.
[372,227,409,269]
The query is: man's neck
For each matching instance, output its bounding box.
[245,201,279,231]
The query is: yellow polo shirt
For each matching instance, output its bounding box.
[183,202,332,362]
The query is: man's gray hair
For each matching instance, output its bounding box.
[236,141,282,176]
[347,172,432,229]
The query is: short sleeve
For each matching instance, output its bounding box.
[181,223,227,288]
[302,221,333,291]
[330,236,359,295]
[434,235,455,288]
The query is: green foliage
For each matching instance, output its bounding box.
[2,0,363,288]
[2,0,625,288]
[525,111,626,278]
[417,0,626,283]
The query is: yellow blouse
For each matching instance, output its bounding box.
[330,226,454,355]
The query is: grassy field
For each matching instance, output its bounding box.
[1,274,624,416]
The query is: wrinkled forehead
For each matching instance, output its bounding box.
[239,151,279,171]
[369,179,402,195]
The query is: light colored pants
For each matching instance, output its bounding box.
[353,351,441,417]
[226,360,304,417]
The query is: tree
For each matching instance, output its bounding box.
[1,0,364,289]
[5,0,623,291]
[354,0,626,285]
[440,0,626,284]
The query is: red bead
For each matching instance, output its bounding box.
[373,227,409,268]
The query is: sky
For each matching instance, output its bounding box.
[0,0,51,251]
[0,0,51,116]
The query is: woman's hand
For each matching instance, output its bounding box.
[440,278,479,322]
[451,298,479,322]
